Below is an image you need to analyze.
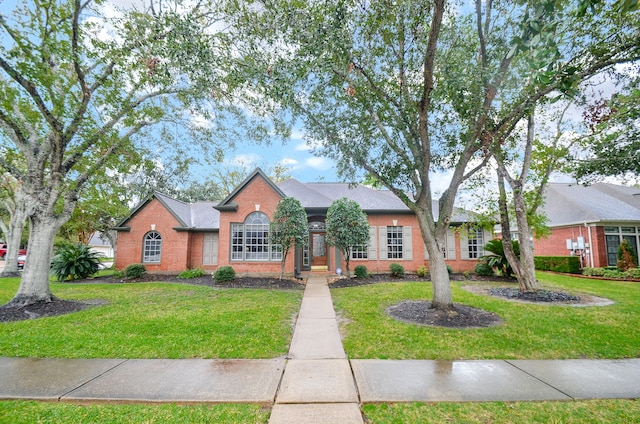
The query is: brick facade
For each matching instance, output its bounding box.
[533,225,609,268]
[115,172,489,275]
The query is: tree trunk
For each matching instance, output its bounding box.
[423,229,454,310]
[1,198,29,277]
[3,213,61,307]
[497,167,538,293]
[512,190,538,292]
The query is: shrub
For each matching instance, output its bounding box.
[474,262,494,276]
[534,256,581,273]
[178,268,206,279]
[354,265,368,278]
[617,239,637,271]
[626,268,640,279]
[416,265,428,278]
[389,262,405,277]
[480,239,520,276]
[446,265,453,274]
[51,243,103,281]
[214,266,236,283]
[124,263,147,279]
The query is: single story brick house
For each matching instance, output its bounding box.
[114,168,492,276]
[533,182,640,269]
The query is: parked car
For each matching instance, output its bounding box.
[0,244,27,259]
[17,255,26,271]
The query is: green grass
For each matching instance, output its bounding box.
[0,278,301,359]
[363,400,640,423]
[0,401,269,424]
[331,272,640,359]
[2,399,638,423]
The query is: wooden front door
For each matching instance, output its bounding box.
[311,232,327,267]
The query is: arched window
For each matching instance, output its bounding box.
[143,231,162,263]
[231,212,281,261]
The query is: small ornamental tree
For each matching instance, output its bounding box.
[325,198,370,277]
[617,239,638,272]
[270,197,309,279]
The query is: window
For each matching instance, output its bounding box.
[351,245,368,260]
[231,212,281,262]
[604,226,640,266]
[143,231,162,263]
[387,226,403,259]
[467,229,484,259]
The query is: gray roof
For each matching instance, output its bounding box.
[118,171,478,231]
[277,180,410,211]
[123,192,219,230]
[543,183,640,226]
[277,179,474,223]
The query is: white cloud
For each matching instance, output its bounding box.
[304,157,333,171]
[230,154,261,168]
[281,157,298,166]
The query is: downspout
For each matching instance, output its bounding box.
[585,223,594,268]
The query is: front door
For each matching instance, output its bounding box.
[311,232,327,267]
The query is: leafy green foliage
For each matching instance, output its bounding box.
[325,198,370,277]
[270,197,309,278]
[474,263,495,277]
[480,239,521,276]
[178,268,206,279]
[124,264,147,279]
[214,266,236,283]
[617,239,637,271]
[389,263,405,278]
[416,265,428,278]
[354,265,369,279]
[50,244,103,281]
[534,256,581,273]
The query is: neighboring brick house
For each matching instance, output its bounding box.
[533,182,640,269]
[115,168,492,275]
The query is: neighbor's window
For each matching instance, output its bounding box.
[143,231,162,263]
[387,226,403,259]
[467,228,484,259]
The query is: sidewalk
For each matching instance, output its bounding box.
[1,276,640,422]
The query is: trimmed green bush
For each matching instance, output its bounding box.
[446,265,453,274]
[416,265,428,278]
[124,263,147,279]
[534,256,581,274]
[50,243,103,281]
[178,268,206,279]
[389,262,405,277]
[214,266,236,283]
[474,262,494,276]
[354,265,368,278]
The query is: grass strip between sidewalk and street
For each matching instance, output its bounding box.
[1,399,638,423]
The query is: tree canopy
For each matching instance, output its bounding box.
[224,0,640,309]
[325,197,369,277]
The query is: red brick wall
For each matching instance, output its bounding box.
[115,198,192,273]
[346,214,482,274]
[533,224,607,268]
[217,175,293,275]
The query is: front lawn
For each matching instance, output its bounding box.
[0,278,301,359]
[331,272,640,360]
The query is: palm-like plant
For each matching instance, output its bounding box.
[479,239,520,277]
[51,243,103,281]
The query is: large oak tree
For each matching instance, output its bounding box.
[0,0,247,307]
[225,0,640,310]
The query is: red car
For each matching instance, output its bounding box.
[0,244,27,259]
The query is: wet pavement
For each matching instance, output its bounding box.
[1,276,639,423]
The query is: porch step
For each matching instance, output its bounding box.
[310,266,328,271]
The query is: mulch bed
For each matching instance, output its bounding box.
[387,301,503,328]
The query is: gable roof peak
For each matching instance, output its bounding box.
[215,167,286,211]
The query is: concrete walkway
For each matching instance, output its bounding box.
[1,276,640,421]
